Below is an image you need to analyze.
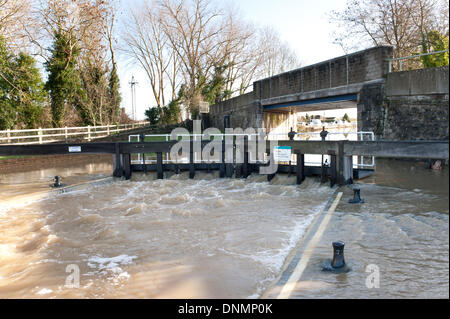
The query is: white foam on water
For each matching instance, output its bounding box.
[247,209,322,272]
[87,254,138,271]
[36,288,53,295]
[87,255,137,285]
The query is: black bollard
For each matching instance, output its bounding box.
[320,127,329,183]
[319,126,328,140]
[322,241,351,273]
[331,241,345,268]
[53,176,62,188]
[288,127,296,141]
[348,188,364,204]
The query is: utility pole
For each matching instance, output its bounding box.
[129,76,138,120]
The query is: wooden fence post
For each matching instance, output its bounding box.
[242,136,249,178]
[38,127,43,144]
[87,125,91,141]
[112,143,123,177]
[156,152,163,179]
[296,152,305,185]
[123,153,131,180]
[219,139,225,178]
[7,129,10,144]
[189,139,195,179]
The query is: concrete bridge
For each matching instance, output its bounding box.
[208,46,449,140]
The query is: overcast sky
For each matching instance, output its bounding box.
[116,0,354,120]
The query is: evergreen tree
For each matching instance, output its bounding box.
[0,36,46,129]
[0,36,15,130]
[421,31,449,68]
[75,60,109,126]
[305,113,310,123]
[12,53,46,128]
[342,113,350,122]
[108,63,121,124]
[201,63,229,105]
[145,107,161,126]
[45,30,81,127]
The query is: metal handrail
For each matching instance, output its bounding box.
[388,49,449,72]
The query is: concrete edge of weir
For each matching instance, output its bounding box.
[260,188,343,299]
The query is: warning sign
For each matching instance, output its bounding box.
[273,146,292,162]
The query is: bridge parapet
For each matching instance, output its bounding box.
[254,46,393,101]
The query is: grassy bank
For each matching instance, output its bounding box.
[0,156,31,160]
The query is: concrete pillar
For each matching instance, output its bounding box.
[342,156,353,185]
[337,141,353,186]
[357,82,386,139]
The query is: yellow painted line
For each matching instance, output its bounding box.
[276,191,343,299]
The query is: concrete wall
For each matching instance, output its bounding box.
[208,92,262,131]
[254,46,393,100]
[383,66,449,140]
[386,66,449,96]
[359,66,449,140]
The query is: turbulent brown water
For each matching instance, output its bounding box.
[0,159,448,299]
[0,170,334,298]
[280,159,449,299]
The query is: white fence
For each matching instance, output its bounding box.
[0,122,150,145]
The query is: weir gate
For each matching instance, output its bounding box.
[1,137,448,187]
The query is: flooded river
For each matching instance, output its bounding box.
[0,159,448,298]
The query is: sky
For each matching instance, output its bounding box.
[116,0,352,120]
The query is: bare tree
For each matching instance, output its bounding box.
[218,7,255,96]
[122,1,179,109]
[0,0,32,51]
[121,0,301,117]
[330,0,449,63]
[159,0,227,114]
[256,26,300,78]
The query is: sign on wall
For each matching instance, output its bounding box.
[273,146,292,162]
[68,146,82,153]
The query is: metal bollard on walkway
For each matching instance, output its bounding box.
[322,241,351,273]
[348,188,364,204]
[53,176,62,188]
